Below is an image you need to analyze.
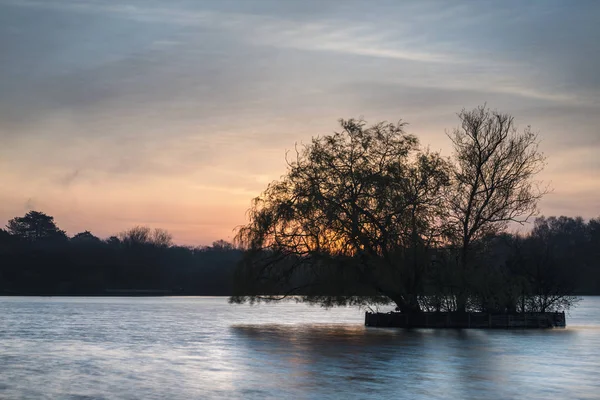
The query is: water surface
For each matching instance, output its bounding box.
[1,296,598,399]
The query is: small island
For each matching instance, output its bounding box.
[230,105,582,328]
[365,311,566,329]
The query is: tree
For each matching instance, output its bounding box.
[586,217,600,293]
[232,118,450,312]
[119,226,152,246]
[529,216,583,310]
[71,231,102,244]
[6,211,67,242]
[152,228,173,248]
[0,229,11,241]
[0,228,18,252]
[211,240,235,251]
[105,236,121,246]
[446,105,547,311]
[118,226,173,247]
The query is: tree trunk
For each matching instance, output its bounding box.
[455,294,468,313]
[391,294,422,314]
[456,244,469,313]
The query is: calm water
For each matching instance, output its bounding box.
[0,297,599,399]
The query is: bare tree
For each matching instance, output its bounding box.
[446,105,548,311]
[119,226,172,247]
[119,226,152,246]
[152,228,173,248]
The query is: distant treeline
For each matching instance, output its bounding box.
[0,211,241,295]
[0,211,598,300]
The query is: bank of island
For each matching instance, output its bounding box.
[365,311,566,328]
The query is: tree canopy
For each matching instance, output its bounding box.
[446,105,548,311]
[233,118,451,312]
[232,106,562,313]
[6,211,67,242]
[0,211,240,296]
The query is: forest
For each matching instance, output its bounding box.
[0,210,598,305]
[0,211,240,296]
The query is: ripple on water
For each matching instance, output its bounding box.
[1,296,599,400]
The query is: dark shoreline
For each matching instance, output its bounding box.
[365,311,567,329]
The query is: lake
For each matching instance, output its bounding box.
[1,296,598,399]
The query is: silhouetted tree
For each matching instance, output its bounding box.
[71,230,102,244]
[119,226,152,246]
[6,211,67,242]
[152,228,173,248]
[233,118,450,312]
[0,210,243,295]
[105,236,121,246]
[445,105,547,311]
[211,240,235,251]
[118,226,173,248]
[0,228,11,243]
[510,217,583,311]
[586,217,600,293]
[470,233,525,313]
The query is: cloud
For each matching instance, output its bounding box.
[0,0,598,244]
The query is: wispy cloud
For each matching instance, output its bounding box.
[2,0,590,104]
[0,0,598,243]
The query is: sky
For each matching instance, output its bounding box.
[1,0,599,245]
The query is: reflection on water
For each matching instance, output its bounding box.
[1,297,599,399]
[231,324,591,399]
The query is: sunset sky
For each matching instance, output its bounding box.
[1,0,599,245]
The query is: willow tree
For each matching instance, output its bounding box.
[231,119,450,313]
[446,105,547,311]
